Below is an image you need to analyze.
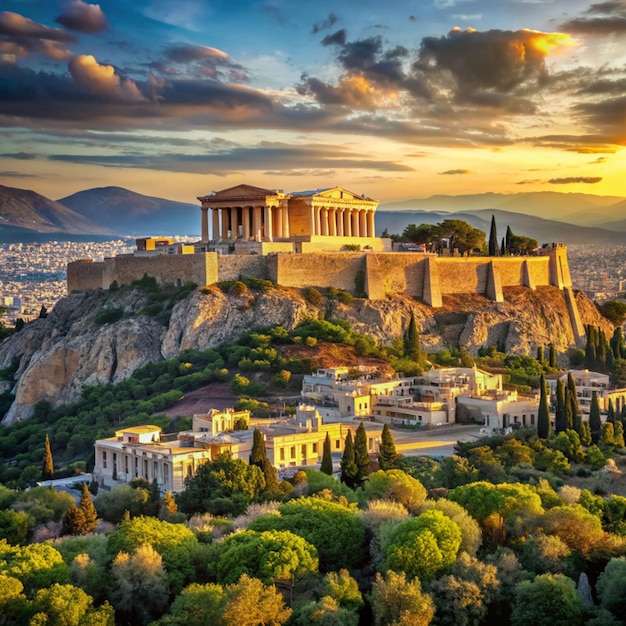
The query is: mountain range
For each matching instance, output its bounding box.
[0,184,625,245]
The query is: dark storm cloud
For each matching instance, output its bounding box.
[312,13,339,34]
[47,141,414,174]
[548,177,603,184]
[55,1,108,34]
[321,29,347,46]
[415,29,551,97]
[561,1,626,34]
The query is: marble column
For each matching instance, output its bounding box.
[201,206,209,242]
[253,206,262,241]
[242,206,251,240]
[229,207,238,239]
[367,210,375,238]
[329,207,337,236]
[343,209,351,237]
[309,205,316,236]
[265,205,273,241]
[359,210,367,238]
[321,208,329,236]
[211,208,219,241]
[275,206,283,239]
[315,206,322,237]
[337,208,344,237]
[352,210,360,238]
[282,203,290,238]
[221,208,229,239]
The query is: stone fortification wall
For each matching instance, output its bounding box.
[218,254,270,281]
[271,252,366,292]
[365,253,428,300]
[67,259,106,293]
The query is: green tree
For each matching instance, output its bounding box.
[0,540,69,592]
[62,483,98,536]
[321,568,364,612]
[107,516,198,594]
[320,433,333,475]
[109,543,170,625]
[607,398,616,425]
[340,430,358,489]
[437,219,485,256]
[488,215,499,257]
[354,423,371,483]
[214,529,318,584]
[590,390,602,444]
[360,469,427,514]
[371,570,435,626]
[0,574,28,624]
[221,574,292,626]
[537,374,551,439]
[536,345,544,364]
[600,300,626,326]
[177,453,265,517]
[378,423,399,470]
[42,434,54,481]
[250,428,267,466]
[0,510,29,545]
[31,583,114,626]
[554,380,567,433]
[511,574,585,626]
[249,497,367,572]
[567,372,582,435]
[419,499,482,556]
[385,509,462,581]
[580,420,592,446]
[548,343,557,369]
[404,311,425,364]
[597,557,626,622]
[153,582,225,626]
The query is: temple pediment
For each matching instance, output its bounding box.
[199,184,285,201]
[292,187,376,203]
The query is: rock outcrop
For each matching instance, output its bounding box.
[0,284,612,424]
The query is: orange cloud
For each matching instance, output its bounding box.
[68,55,144,101]
[522,29,578,56]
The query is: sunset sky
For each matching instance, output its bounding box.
[0,0,625,204]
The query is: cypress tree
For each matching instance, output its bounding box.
[42,434,54,482]
[78,482,98,533]
[537,374,551,439]
[585,326,596,370]
[320,432,333,475]
[565,386,573,430]
[505,225,513,254]
[250,428,267,466]
[148,478,161,517]
[598,330,608,371]
[548,343,557,369]
[261,457,280,494]
[536,345,544,364]
[589,390,602,444]
[607,398,616,425]
[555,380,567,434]
[489,215,499,257]
[580,420,592,446]
[404,311,424,364]
[614,421,625,448]
[567,373,581,433]
[340,430,358,488]
[354,422,371,482]
[610,327,624,359]
[378,423,399,470]
[500,237,506,257]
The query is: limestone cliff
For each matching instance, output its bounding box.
[0,284,612,424]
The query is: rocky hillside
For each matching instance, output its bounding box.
[0,284,612,424]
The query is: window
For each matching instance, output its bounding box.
[102,451,107,469]
[124,456,129,474]
[134,457,139,478]
[290,446,296,459]
[530,414,535,425]
[280,448,285,461]
[301,444,307,458]
[312,443,318,454]
[335,440,341,449]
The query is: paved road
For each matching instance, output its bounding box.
[391,424,484,457]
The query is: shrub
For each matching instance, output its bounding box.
[304,287,324,306]
[94,308,124,325]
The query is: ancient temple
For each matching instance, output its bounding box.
[197,184,382,251]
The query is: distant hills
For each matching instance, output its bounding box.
[0,185,107,238]
[58,187,199,237]
[0,184,624,245]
